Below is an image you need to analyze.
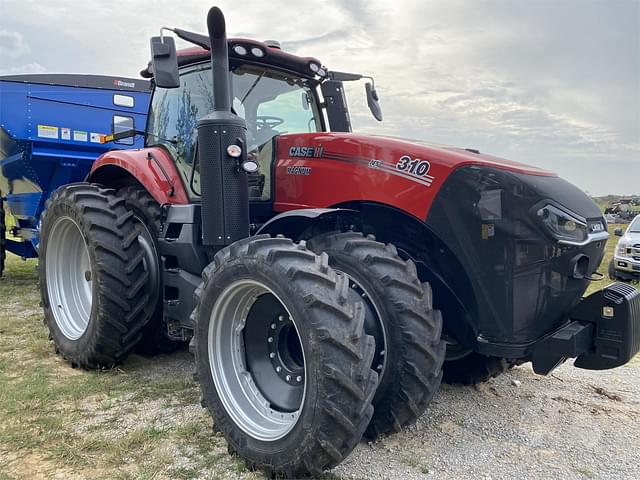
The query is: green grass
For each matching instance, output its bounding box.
[0,253,259,480]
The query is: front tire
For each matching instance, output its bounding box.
[608,259,620,281]
[307,232,445,438]
[442,351,513,385]
[192,236,378,477]
[118,185,182,354]
[38,183,150,368]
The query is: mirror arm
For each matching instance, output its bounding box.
[362,75,375,89]
[159,27,175,43]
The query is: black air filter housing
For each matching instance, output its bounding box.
[197,111,249,246]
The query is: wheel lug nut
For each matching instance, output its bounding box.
[276,366,282,373]
[286,375,291,381]
[296,376,302,382]
[278,315,285,322]
[271,323,277,330]
[268,337,273,343]
[269,352,275,358]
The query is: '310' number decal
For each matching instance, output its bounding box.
[396,155,431,177]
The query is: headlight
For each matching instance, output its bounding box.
[617,242,629,257]
[535,204,588,243]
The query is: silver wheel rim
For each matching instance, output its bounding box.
[46,216,93,340]
[208,279,306,441]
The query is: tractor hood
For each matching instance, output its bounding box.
[277,132,554,182]
[274,132,557,220]
[366,133,554,177]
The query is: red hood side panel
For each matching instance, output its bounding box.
[274,133,555,219]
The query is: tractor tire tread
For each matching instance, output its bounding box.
[307,231,445,439]
[118,185,185,355]
[193,236,378,477]
[442,353,515,385]
[39,183,150,368]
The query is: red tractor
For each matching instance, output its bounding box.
[35,6,639,477]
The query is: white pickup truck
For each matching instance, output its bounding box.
[610,215,640,281]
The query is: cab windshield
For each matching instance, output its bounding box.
[629,216,640,233]
[146,63,323,198]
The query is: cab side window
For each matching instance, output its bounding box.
[146,65,213,196]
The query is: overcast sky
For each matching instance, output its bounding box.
[1,0,638,195]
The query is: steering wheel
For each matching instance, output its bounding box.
[256,116,285,131]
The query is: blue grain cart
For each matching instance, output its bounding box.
[0,74,151,272]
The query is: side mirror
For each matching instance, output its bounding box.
[614,227,624,236]
[150,36,180,88]
[365,82,383,122]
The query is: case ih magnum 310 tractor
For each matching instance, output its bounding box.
[5,6,639,477]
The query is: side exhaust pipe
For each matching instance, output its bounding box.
[197,6,249,246]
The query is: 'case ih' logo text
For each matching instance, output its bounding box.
[289,146,324,158]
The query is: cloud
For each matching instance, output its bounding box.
[0,30,30,58]
[0,0,637,195]
[0,62,45,75]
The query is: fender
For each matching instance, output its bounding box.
[88,147,189,205]
[257,208,358,238]
[259,203,479,350]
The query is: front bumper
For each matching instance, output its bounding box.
[613,255,640,280]
[531,282,640,374]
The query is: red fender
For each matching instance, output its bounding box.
[89,147,189,205]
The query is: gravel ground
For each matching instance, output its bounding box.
[2,253,638,479]
[334,359,640,480]
[116,351,640,480]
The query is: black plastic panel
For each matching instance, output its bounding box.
[320,80,352,132]
[197,112,249,246]
[426,166,607,347]
[158,205,211,334]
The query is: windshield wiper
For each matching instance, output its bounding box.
[241,72,265,104]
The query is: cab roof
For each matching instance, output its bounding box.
[140,37,324,82]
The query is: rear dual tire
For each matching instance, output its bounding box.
[38,183,151,368]
[193,236,378,477]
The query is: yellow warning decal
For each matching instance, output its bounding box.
[37,125,59,139]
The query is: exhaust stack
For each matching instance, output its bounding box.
[197,6,249,247]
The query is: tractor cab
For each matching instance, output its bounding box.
[139,33,381,203]
[144,47,324,202]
